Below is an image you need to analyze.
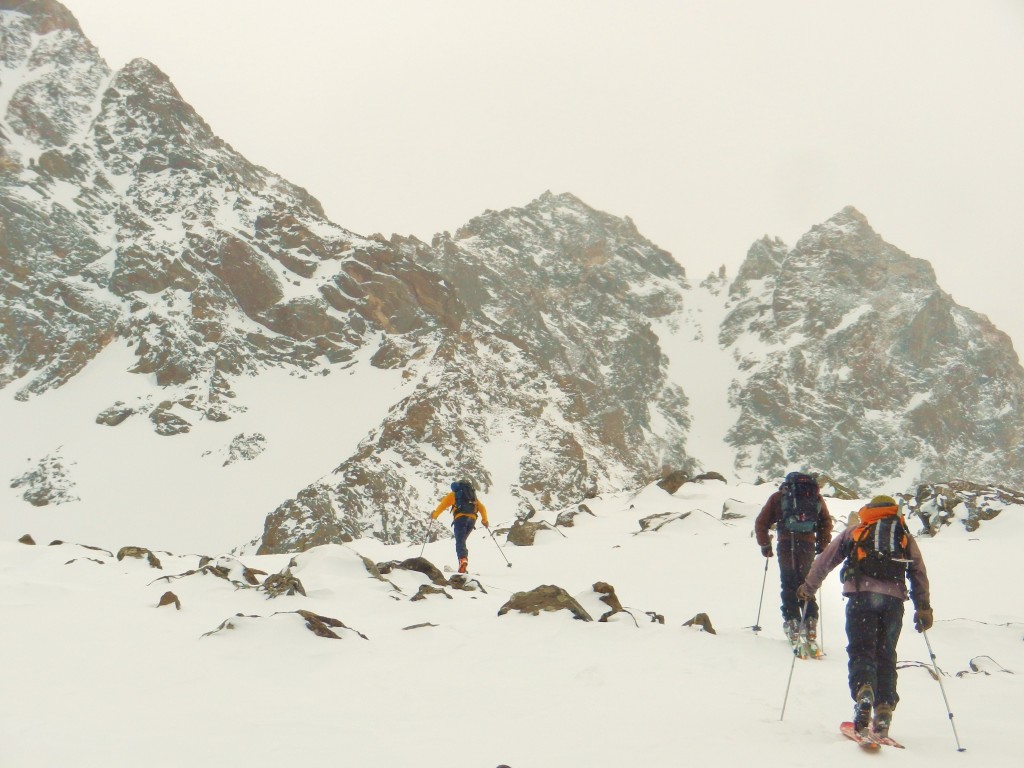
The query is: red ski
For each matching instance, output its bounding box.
[874,734,906,749]
[840,721,880,750]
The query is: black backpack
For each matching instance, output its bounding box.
[452,481,476,514]
[779,472,821,533]
[841,513,911,583]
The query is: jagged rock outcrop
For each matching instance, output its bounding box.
[906,480,1024,535]
[722,206,1024,490]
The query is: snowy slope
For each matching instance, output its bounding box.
[2,477,1019,767]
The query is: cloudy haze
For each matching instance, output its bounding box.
[65,0,1024,348]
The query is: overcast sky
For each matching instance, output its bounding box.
[64,0,1024,350]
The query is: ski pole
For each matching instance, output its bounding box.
[923,630,966,752]
[818,588,824,654]
[780,601,809,721]
[752,558,769,633]
[486,525,512,568]
[419,518,434,558]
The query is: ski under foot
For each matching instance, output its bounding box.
[790,637,823,660]
[874,734,905,749]
[840,721,880,750]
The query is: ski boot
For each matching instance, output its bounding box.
[785,619,807,658]
[873,703,893,739]
[805,617,822,657]
[458,557,468,574]
[853,684,874,737]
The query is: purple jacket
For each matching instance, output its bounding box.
[801,524,931,609]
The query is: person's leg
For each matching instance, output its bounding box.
[794,539,818,621]
[846,592,883,732]
[846,593,881,699]
[875,595,904,709]
[454,518,470,560]
[778,544,800,623]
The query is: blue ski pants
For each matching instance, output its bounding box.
[453,516,476,560]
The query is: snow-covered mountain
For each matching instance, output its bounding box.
[3,1,1024,556]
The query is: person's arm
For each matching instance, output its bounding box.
[801,529,849,592]
[817,498,834,550]
[476,499,488,527]
[905,535,931,609]
[754,493,779,550]
[432,492,454,520]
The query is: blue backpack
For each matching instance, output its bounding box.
[452,481,476,514]
[779,472,821,533]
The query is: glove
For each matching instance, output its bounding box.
[796,584,815,602]
[760,544,773,558]
[914,606,933,633]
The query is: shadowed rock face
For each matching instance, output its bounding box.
[723,206,1024,489]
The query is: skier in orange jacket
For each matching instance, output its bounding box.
[432,479,488,573]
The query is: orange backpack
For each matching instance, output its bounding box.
[841,509,912,583]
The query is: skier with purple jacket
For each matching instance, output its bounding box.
[797,495,933,742]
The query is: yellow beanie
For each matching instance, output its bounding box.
[868,495,897,507]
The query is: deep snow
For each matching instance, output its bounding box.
[2,476,1020,767]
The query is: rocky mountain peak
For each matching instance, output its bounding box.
[722,208,1024,488]
[4,1,1024,559]
[1,1,107,153]
[1,0,81,36]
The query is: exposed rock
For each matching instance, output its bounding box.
[683,613,717,634]
[149,406,191,436]
[507,519,565,546]
[294,609,367,639]
[222,432,267,466]
[201,611,367,639]
[241,567,266,586]
[658,468,689,494]
[95,402,136,426]
[375,557,448,586]
[817,474,859,500]
[260,571,306,597]
[636,510,691,533]
[116,546,162,569]
[448,574,487,592]
[556,504,595,528]
[907,480,1024,535]
[18,534,35,545]
[693,471,727,483]
[411,584,452,601]
[497,585,593,621]
[10,451,79,506]
[157,591,181,610]
[591,581,626,622]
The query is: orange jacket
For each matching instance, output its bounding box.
[432,491,488,526]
